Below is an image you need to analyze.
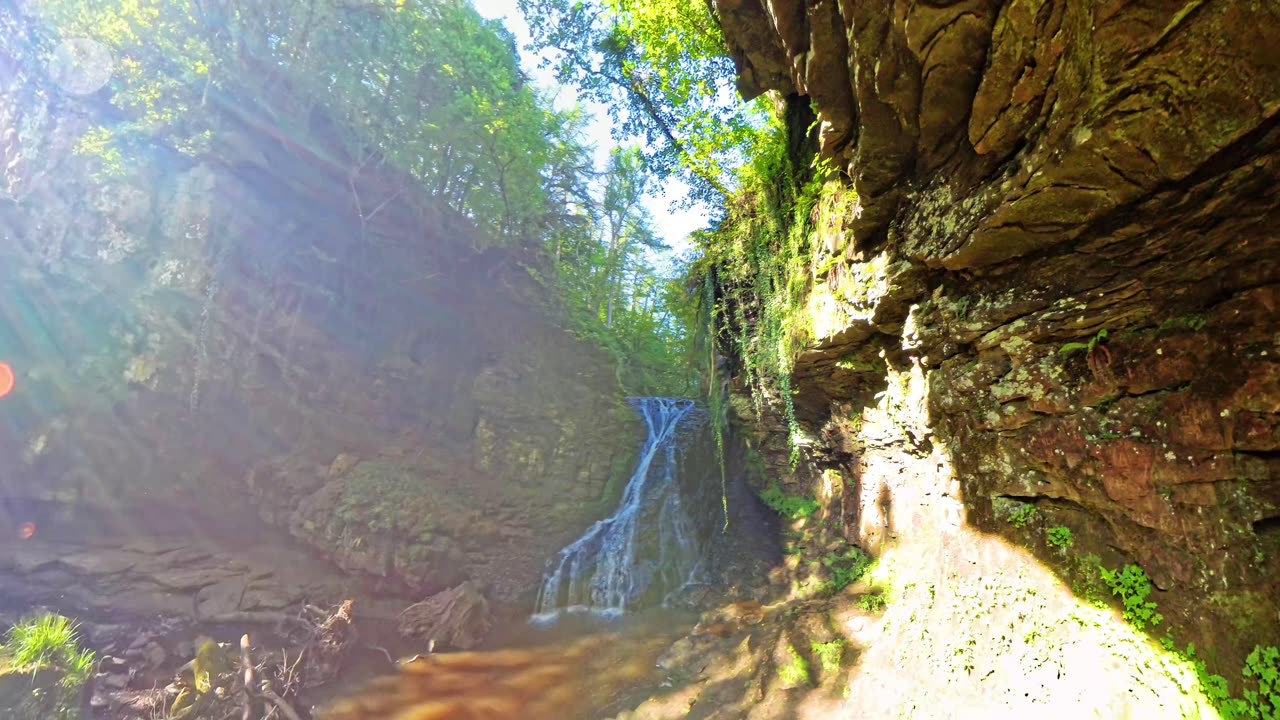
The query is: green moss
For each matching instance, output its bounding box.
[598,449,638,513]
[331,461,473,545]
[810,639,845,676]
[1157,314,1209,333]
[777,644,812,688]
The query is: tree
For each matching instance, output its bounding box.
[30,0,582,242]
[518,0,766,206]
[21,0,702,395]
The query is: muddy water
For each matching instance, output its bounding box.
[302,606,696,716]
[317,611,693,720]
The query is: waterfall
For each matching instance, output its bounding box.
[534,397,707,619]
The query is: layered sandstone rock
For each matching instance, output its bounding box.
[715,0,1280,669]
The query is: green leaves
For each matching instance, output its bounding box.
[519,0,767,204]
[2,613,95,687]
[1100,564,1163,631]
[759,484,819,521]
[1046,525,1073,550]
[1242,646,1280,720]
[33,0,582,242]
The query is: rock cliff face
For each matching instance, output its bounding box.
[715,0,1279,670]
[0,37,638,600]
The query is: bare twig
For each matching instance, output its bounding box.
[239,635,255,720]
[366,643,395,665]
[302,604,329,620]
[258,683,304,720]
[363,186,404,224]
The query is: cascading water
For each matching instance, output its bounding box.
[534,397,707,619]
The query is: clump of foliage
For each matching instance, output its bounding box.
[1092,561,1277,718]
[1003,503,1038,528]
[519,0,763,205]
[25,1,701,399]
[1183,643,1280,720]
[1099,563,1163,631]
[3,613,96,686]
[33,0,567,241]
[759,484,819,521]
[820,545,873,595]
[543,146,701,396]
[810,639,844,676]
[1047,526,1074,550]
[687,138,837,460]
[777,644,811,688]
[0,613,96,720]
[858,594,887,613]
[1239,645,1279,719]
[1060,328,1109,357]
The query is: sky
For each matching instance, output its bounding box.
[469,0,706,260]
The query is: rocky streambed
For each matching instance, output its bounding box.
[0,496,468,719]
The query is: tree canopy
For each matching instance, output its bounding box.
[518,0,768,207]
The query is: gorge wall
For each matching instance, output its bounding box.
[0,34,639,601]
[714,0,1279,679]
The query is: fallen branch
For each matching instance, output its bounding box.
[258,682,304,720]
[366,643,395,665]
[239,634,255,720]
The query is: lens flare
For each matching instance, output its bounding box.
[0,362,13,398]
[18,522,36,540]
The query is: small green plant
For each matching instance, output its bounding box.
[810,640,845,676]
[1181,642,1277,720]
[4,613,95,686]
[1185,643,1236,712]
[1060,328,1109,356]
[858,594,887,613]
[0,613,97,720]
[778,644,812,688]
[1099,564,1163,631]
[1240,644,1280,719]
[1004,503,1038,529]
[759,484,820,521]
[820,545,873,594]
[1047,526,1074,550]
